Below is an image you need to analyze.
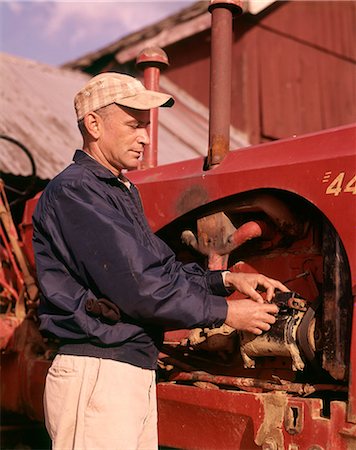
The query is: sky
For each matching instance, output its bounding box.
[1,0,195,66]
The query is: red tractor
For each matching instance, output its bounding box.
[1,1,355,449]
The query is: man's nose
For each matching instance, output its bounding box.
[138,127,150,146]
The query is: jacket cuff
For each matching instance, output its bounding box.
[206,270,234,297]
[208,295,228,328]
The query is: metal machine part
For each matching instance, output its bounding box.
[240,292,314,371]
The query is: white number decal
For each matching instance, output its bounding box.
[324,172,356,196]
[325,172,345,196]
[344,175,356,195]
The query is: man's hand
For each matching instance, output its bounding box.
[224,272,289,303]
[225,299,278,335]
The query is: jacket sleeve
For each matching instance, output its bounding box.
[36,181,228,331]
[181,264,233,297]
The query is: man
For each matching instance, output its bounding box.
[32,72,287,450]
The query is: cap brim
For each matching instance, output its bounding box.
[114,90,174,110]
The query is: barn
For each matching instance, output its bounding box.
[65,0,356,144]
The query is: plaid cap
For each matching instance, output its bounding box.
[74,72,174,121]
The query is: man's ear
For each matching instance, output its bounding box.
[83,112,101,139]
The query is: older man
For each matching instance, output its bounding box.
[33,72,286,450]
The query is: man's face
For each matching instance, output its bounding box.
[97,104,150,173]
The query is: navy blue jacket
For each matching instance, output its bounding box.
[32,150,229,369]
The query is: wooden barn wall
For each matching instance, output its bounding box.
[165,31,211,111]
[255,0,356,140]
[164,1,356,145]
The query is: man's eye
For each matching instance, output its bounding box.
[129,122,147,129]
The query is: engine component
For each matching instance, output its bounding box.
[240,292,313,371]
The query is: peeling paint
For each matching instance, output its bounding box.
[255,391,288,449]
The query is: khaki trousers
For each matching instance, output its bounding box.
[44,355,158,450]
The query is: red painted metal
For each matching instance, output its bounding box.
[136,47,169,169]
[130,124,356,258]
[207,0,242,168]
[157,385,356,449]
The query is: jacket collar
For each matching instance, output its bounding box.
[73,149,118,180]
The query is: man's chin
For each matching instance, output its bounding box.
[126,160,140,171]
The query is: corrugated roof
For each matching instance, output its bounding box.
[0,53,248,180]
[0,52,89,179]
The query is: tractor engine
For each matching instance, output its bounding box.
[158,189,352,392]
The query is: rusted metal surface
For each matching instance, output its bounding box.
[321,224,352,381]
[0,182,38,308]
[136,47,169,169]
[182,212,236,269]
[1,319,50,421]
[166,369,347,396]
[207,0,242,168]
[182,213,272,270]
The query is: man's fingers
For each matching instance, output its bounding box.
[257,276,290,301]
[246,287,264,303]
[224,272,289,303]
[246,312,277,334]
[264,303,279,315]
[265,286,275,302]
[225,297,279,333]
[249,327,263,335]
[274,280,290,292]
[248,321,272,334]
[264,312,277,324]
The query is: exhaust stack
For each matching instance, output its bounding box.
[136,47,169,169]
[207,0,242,169]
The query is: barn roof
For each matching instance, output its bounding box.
[64,0,275,71]
[0,52,248,179]
[0,52,89,179]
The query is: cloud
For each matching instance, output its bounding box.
[34,1,193,47]
[2,1,194,64]
[6,2,23,13]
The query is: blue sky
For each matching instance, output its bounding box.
[1,1,194,66]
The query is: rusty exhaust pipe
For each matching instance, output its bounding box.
[207,0,242,169]
[136,47,169,169]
